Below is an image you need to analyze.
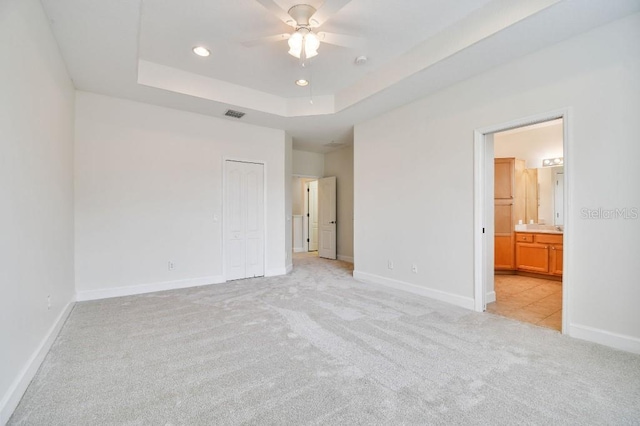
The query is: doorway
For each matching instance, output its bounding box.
[292,175,338,261]
[474,110,570,333]
[304,177,337,259]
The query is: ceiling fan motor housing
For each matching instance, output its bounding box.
[288,4,317,27]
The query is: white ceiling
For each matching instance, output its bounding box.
[41,0,640,152]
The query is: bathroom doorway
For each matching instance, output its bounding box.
[292,176,320,254]
[474,111,570,333]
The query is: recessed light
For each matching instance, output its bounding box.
[192,46,210,57]
[295,79,309,87]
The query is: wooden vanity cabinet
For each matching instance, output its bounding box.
[515,232,563,277]
[494,158,525,270]
[549,244,563,276]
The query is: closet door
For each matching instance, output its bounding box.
[226,161,264,280]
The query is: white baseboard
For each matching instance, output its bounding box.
[76,275,225,302]
[337,255,354,263]
[569,323,640,354]
[265,268,287,277]
[485,291,496,304]
[293,247,306,253]
[0,300,75,425]
[353,270,475,310]
[286,263,293,274]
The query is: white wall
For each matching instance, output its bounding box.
[74,92,287,299]
[324,145,354,262]
[0,0,76,421]
[291,149,324,217]
[355,14,640,351]
[285,134,293,271]
[292,177,306,216]
[494,121,563,169]
[292,150,324,177]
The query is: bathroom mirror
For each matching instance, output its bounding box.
[524,166,563,225]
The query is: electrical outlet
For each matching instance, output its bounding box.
[388,260,394,270]
[47,295,51,310]
[412,264,418,274]
[168,261,175,271]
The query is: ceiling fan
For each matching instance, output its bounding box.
[245,0,364,61]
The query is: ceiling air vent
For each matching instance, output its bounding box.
[224,109,245,119]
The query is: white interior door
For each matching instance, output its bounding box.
[318,176,337,259]
[309,180,318,251]
[226,160,264,280]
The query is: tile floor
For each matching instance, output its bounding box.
[487,274,562,331]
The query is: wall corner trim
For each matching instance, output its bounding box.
[569,323,640,354]
[0,300,75,424]
[353,270,475,310]
[75,276,226,302]
[286,263,294,274]
[485,291,496,304]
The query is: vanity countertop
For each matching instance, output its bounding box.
[518,229,563,235]
[515,224,563,234]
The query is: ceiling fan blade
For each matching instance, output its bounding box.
[254,0,296,27]
[317,32,365,49]
[240,33,290,48]
[310,0,352,27]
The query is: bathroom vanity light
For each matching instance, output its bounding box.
[542,157,563,167]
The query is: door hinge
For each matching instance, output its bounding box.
[307,238,309,242]
[482,228,485,234]
[307,213,310,217]
[307,188,310,192]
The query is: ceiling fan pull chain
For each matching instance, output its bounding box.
[309,63,314,105]
[300,41,307,68]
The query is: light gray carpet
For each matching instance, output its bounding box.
[10,253,640,425]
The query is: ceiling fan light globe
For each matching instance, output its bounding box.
[288,48,301,58]
[288,31,303,49]
[291,31,303,43]
[288,31,304,58]
[287,28,321,59]
[305,32,320,53]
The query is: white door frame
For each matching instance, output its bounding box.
[223,157,267,281]
[473,108,572,334]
